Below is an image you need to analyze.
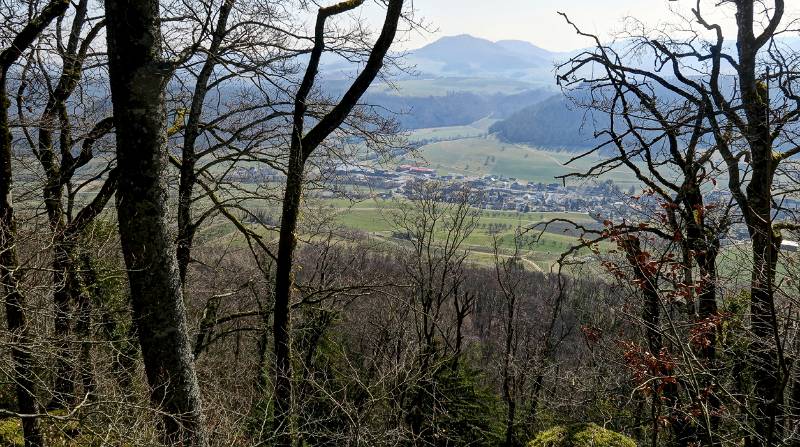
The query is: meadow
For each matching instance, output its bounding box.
[407,117,498,142]
[317,197,602,270]
[403,133,641,188]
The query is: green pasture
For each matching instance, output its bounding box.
[323,197,601,269]
[403,136,640,187]
[408,117,499,142]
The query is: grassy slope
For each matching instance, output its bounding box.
[323,197,601,269]
[401,135,639,187]
[408,117,499,142]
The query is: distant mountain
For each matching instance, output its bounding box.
[314,35,568,130]
[411,35,550,71]
[495,39,564,62]
[405,35,562,82]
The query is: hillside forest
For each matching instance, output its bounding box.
[1,1,800,446]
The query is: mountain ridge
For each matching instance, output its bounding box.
[406,34,563,79]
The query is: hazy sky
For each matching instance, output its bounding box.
[403,0,684,50]
[354,0,793,51]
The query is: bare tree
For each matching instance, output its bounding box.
[391,180,480,362]
[167,0,299,286]
[389,180,481,441]
[271,1,404,445]
[103,0,207,444]
[0,0,69,444]
[493,232,525,447]
[11,0,117,408]
[555,1,800,443]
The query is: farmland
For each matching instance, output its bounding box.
[402,134,641,188]
[311,197,602,270]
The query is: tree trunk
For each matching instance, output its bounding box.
[49,234,82,408]
[0,1,69,443]
[1,71,44,447]
[74,250,96,401]
[621,236,692,446]
[502,291,516,446]
[682,182,722,444]
[176,0,233,286]
[269,2,404,444]
[748,211,782,446]
[104,0,207,444]
[272,150,303,447]
[734,4,784,441]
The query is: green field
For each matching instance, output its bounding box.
[316,197,602,270]
[195,195,602,271]
[408,117,498,142]
[402,135,640,187]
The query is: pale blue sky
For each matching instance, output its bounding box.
[403,0,683,50]
[354,0,796,51]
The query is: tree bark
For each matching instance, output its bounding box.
[176,0,234,285]
[0,0,69,444]
[734,3,784,442]
[270,2,404,445]
[273,150,303,446]
[104,0,207,444]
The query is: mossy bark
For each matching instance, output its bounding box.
[735,6,784,443]
[104,0,207,444]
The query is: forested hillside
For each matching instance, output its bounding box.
[489,94,597,149]
[366,89,551,129]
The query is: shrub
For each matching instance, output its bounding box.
[403,363,504,446]
[0,412,95,447]
[0,419,23,447]
[527,423,636,447]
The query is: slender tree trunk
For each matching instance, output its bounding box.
[683,183,722,445]
[35,0,109,408]
[696,247,722,445]
[176,0,233,286]
[0,2,69,443]
[0,231,43,447]
[622,236,691,446]
[39,131,79,408]
[74,250,96,400]
[104,0,207,444]
[504,386,516,447]
[270,2,404,445]
[1,71,44,447]
[0,102,43,443]
[527,374,543,429]
[732,4,785,441]
[49,234,82,408]
[502,291,516,446]
[38,100,75,408]
[272,149,304,447]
